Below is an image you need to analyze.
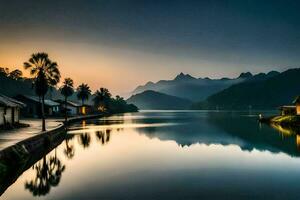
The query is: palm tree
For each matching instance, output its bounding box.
[60,78,74,123]
[64,139,75,159]
[25,154,65,196]
[0,67,9,77]
[77,83,91,113]
[78,133,91,148]
[9,69,23,80]
[24,53,60,131]
[93,87,111,112]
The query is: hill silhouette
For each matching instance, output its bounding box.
[131,71,279,102]
[192,68,299,109]
[127,90,192,110]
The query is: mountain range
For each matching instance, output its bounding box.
[132,72,246,102]
[3,67,299,110]
[128,70,282,109]
[193,68,300,110]
[127,90,192,110]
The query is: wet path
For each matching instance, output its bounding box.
[0,119,62,150]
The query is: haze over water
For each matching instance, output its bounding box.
[2,110,300,200]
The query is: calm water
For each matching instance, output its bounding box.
[2,110,300,200]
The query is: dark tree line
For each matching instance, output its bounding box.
[1,52,138,132]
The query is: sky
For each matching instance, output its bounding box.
[0,0,300,95]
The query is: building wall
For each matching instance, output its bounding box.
[0,107,21,125]
[53,106,60,113]
[5,108,13,124]
[67,105,78,115]
[14,108,20,122]
[78,106,92,115]
[17,98,58,117]
[79,106,85,115]
[16,96,40,117]
[0,107,4,125]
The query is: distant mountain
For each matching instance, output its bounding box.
[127,90,192,110]
[192,68,299,110]
[131,71,277,102]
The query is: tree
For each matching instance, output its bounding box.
[79,133,91,148]
[77,83,91,106]
[0,67,9,77]
[24,53,60,131]
[93,87,111,112]
[9,69,23,80]
[25,153,65,196]
[108,95,138,114]
[60,78,74,123]
[64,138,75,159]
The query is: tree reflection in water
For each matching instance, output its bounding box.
[64,137,75,159]
[78,133,91,148]
[25,149,65,196]
[95,129,111,145]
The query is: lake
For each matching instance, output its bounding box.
[2,110,300,200]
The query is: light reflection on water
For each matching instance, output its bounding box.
[2,110,300,200]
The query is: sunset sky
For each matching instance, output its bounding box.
[1,0,300,95]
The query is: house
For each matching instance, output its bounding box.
[15,95,60,117]
[293,96,300,115]
[0,94,25,127]
[55,100,80,115]
[280,106,296,116]
[55,100,92,115]
[279,96,300,116]
[78,104,92,115]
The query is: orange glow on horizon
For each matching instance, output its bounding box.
[0,38,248,96]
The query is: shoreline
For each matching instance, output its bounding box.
[0,113,104,153]
[259,114,300,128]
[0,113,104,196]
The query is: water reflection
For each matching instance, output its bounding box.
[78,133,91,148]
[4,111,300,200]
[270,123,300,150]
[72,111,300,158]
[25,150,65,196]
[64,136,75,159]
[127,111,300,157]
[95,129,111,145]
[270,123,300,136]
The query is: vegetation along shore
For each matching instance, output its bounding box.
[0,52,138,132]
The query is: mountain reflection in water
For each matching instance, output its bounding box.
[124,111,300,156]
[2,111,300,200]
